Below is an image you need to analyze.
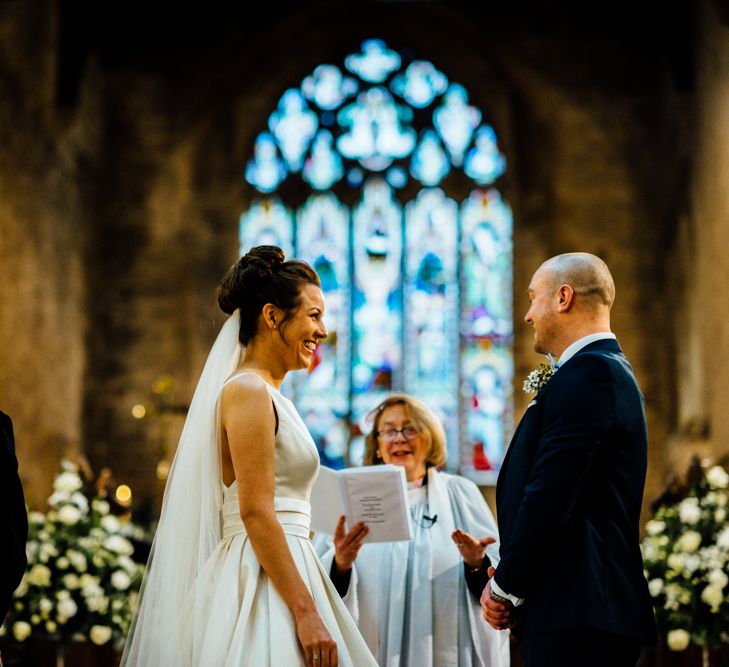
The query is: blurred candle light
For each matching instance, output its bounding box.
[116,485,132,506]
[156,460,170,481]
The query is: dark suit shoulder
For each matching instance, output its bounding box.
[0,411,15,458]
[545,350,613,390]
[0,410,12,434]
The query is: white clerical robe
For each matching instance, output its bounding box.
[315,468,511,667]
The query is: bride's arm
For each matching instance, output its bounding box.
[220,377,337,667]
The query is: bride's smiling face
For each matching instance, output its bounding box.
[275,283,328,371]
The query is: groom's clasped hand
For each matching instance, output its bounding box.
[481,567,519,631]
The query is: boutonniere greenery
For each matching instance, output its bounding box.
[522,363,555,394]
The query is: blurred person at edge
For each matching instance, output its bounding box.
[0,410,28,667]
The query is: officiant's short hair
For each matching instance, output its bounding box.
[363,394,447,468]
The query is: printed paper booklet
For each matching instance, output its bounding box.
[310,465,413,543]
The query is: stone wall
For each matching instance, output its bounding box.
[0,2,99,505]
[669,0,729,472]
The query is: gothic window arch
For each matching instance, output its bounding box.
[240,39,513,483]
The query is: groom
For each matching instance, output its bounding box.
[482,253,656,667]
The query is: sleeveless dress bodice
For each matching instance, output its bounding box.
[221,384,320,540]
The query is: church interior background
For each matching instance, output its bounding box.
[1,0,729,664]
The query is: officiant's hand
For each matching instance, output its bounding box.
[451,528,496,570]
[333,516,368,571]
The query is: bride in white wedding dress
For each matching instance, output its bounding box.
[122,246,377,667]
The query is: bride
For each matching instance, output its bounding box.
[122,246,377,667]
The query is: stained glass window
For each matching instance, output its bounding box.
[239,40,513,483]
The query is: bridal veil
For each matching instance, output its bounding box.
[121,311,241,666]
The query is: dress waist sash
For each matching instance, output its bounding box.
[222,495,311,540]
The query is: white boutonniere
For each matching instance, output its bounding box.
[522,363,555,394]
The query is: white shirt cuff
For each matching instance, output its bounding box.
[491,578,524,607]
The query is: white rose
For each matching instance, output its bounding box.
[101,515,121,533]
[676,530,702,553]
[54,471,83,494]
[92,498,110,515]
[679,497,701,524]
[62,574,80,590]
[38,542,52,563]
[57,505,82,526]
[699,546,723,570]
[57,597,78,618]
[701,585,723,611]
[45,620,57,633]
[708,569,729,590]
[71,492,89,512]
[707,466,729,489]
[667,629,690,651]
[641,540,658,561]
[648,578,663,597]
[103,535,134,556]
[705,491,728,508]
[82,583,102,600]
[716,508,727,522]
[67,550,87,573]
[79,573,97,588]
[28,511,45,525]
[667,553,686,572]
[87,595,109,613]
[89,625,112,645]
[118,555,136,574]
[684,554,701,574]
[645,520,665,536]
[111,570,131,591]
[39,598,53,615]
[718,527,729,550]
[30,614,41,625]
[48,491,70,507]
[56,557,69,569]
[12,621,32,642]
[27,564,52,586]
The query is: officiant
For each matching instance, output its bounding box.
[315,395,510,667]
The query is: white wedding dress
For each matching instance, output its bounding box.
[176,375,378,666]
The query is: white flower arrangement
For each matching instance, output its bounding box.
[522,363,555,394]
[0,460,149,653]
[641,457,729,652]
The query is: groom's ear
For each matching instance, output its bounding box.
[556,284,575,312]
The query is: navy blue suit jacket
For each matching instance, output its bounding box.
[495,339,656,642]
[1,411,27,625]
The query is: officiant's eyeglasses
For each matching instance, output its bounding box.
[376,427,420,442]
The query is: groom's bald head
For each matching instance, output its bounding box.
[539,253,615,312]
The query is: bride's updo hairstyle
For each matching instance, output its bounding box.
[217,245,321,346]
